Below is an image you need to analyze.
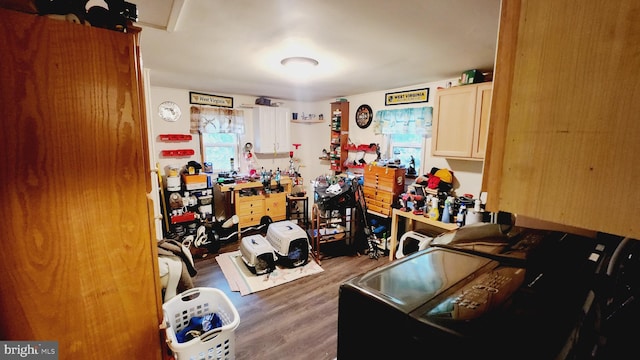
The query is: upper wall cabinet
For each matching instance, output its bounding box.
[253,106,291,154]
[483,0,640,239]
[431,82,492,160]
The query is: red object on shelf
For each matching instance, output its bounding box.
[159,134,193,141]
[161,149,195,157]
[357,144,377,152]
[171,212,196,224]
[346,144,377,152]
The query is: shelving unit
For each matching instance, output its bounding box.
[329,101,349,173]
[309,203,355,264]
[344,143,378,171]
[286,195,309,228]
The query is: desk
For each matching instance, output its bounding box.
[389,208,458,261]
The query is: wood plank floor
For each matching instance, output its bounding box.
[191,241,389,360]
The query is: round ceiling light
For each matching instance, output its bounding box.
[280,56,319,68]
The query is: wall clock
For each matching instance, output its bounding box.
[356,104,373,129]
[158,101,181,122]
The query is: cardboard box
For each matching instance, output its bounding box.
[460,69,484,85]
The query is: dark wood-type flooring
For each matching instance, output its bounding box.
[191,241,388,360]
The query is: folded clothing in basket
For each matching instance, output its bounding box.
[176,312,223,343]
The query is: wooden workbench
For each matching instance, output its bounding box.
[389,208,458,261]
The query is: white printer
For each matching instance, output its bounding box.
[266,220,310,267]
[240,234,276,275]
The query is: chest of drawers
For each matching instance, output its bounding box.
[363,165,406,216]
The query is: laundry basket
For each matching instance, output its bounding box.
[163,287,240,360]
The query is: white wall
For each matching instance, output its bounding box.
[147,76,486,219]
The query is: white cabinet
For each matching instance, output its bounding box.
[253,106,290,154]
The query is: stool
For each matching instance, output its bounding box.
[286,194,309,228]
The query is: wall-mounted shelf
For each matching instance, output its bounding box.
[345,144,377,153]
[161,149,195,157]
[159,134,192,141]
[291,119,324,124]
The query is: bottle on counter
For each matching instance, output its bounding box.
[456,204,466,227]
[442,197,452,223]
[474,199,482,212]
[428,197,439,220]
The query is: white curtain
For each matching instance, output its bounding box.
[190,106,245,134]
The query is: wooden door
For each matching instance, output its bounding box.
[0,9,163,359]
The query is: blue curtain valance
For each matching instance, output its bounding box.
[372,106,432,137]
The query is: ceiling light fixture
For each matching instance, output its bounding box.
[280,56,319,68]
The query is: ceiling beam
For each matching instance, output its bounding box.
[166,0,186,32]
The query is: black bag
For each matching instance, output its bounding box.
[314,181,354,211]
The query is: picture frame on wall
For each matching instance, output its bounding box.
[189,91,234,108]
[385,88,429,106]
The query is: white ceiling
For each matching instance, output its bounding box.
[135,0,501,102]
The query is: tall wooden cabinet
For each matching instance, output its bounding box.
[330,101,349,173]
[484,0,640,239]
[0,8,163,359]
[431,82,492,160]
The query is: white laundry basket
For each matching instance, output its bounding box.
[163,287,240,360]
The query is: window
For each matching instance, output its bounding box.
[201,133,238,173]
[389,133,423,174]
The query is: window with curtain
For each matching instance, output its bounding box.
[190,105,245,173]
[390,133,423,174]
[202,133,238,173]
[372,106,431,173]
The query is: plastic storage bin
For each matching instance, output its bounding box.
[163,287,240,360]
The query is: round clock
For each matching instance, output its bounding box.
[158,101,181,122]
[356,104,373,129]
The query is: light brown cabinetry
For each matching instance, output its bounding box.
[235,192,288,228]
[431,82,492,160]
[483,0,640,239]
[229,178,291,230]
[0,8,163,359]
[330,101,350,173]
[363,165,406,216]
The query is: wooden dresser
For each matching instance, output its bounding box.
[235,191,288,228]
[363,165,406,216]
[217,177,292,231]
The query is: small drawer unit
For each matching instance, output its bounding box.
[236,194,266,228]
[363,165,406,216]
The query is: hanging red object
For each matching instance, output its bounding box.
[159,134,192,141]
[161,149,195,157]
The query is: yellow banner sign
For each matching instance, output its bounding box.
[385,88,429,106]
[189,91,234,108]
